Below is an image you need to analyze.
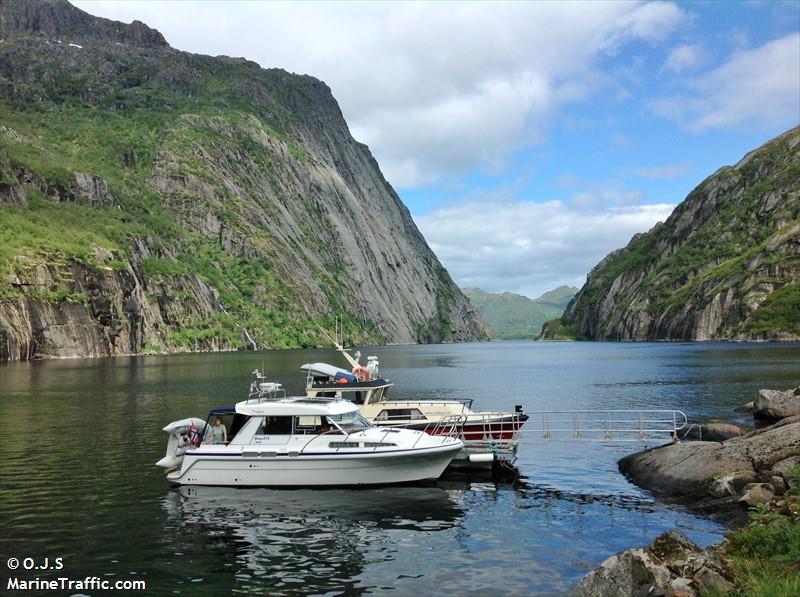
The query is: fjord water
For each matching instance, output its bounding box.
[2,342,799,595]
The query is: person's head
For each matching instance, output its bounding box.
[214,417,221,426]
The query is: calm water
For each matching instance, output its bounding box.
[2,342,799,595]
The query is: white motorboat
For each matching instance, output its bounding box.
[298,349,528,469]
[156,394,463,487]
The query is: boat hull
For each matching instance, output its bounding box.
[166,444,460,487]
[375,414,527,440]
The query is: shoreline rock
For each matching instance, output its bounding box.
[619,386,800,517]
[752,387,800,422]
[679,422,746,441]
[573,530,733,597]
[574,386,800,595]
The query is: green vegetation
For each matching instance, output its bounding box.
[724,473,800,596]
[464,286,578,339]
[747,283,800,336]
[537,318,582,341]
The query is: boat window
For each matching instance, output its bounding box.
[374,409,426,422]
[327,411,372,433]
[229,414,250,440]
[364,442,396,448]
[293,416,323,435]
[328,441,360,449]
[352,391,364,405]
[318,391,336,398]
[257,416,292,435]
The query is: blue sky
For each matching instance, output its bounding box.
[75,1,800,297]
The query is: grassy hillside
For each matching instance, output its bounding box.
[463,286,578,339]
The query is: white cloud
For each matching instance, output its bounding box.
[415,199,675,298]
[73,0,685,188]
[662,43,704,73]
[653,34,800,131]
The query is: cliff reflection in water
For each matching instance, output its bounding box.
[163,485,463,593]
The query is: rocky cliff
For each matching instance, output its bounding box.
[0,0,487,361]
[545,127,800,341]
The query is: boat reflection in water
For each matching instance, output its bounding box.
[162,485,464,594]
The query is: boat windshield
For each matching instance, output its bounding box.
[327,411,372,434]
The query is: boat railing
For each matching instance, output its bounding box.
[413,415,466,447]
[245,370,288,403]
[520,409,688,442]
[454,412,527,451]
[376,399,474,413]
[296,429,357,454]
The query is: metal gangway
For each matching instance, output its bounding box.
[526,409,688,442]
[452,409,688,467]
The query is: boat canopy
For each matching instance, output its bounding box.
[207,404,237,416]
[300,362,356,382]
[235,397,360,417]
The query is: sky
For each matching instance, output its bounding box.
[74,0,800,298]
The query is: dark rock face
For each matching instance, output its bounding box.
[0,0,168,47]
[550,128,800,341]
[0,0,488,360]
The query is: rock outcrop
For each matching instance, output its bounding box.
[680,422,746,442]
[577,387,800,596]
[544,128,800,341]
[752,386,800,422]
[0,0,488,360]
[619,386,800,515]
[573,531,733,597]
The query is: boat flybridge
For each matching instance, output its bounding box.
[299,350,529,469]
[155,387,463,487]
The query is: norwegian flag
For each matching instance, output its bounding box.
[189,422,201,447]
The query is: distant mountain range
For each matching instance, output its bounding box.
[541,127,799,341]
[462,286,579,339]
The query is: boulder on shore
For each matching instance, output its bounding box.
[752,386,800,422]
[619,421,800,504]
[680,422,746,441]
[572,531,732,597]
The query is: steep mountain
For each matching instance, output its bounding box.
[463,285,578,339]
[0,0,488,361]
[542,127,800,341]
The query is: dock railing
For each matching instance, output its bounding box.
[523,409,688,442]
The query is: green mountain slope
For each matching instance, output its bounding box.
[542,127,800,341]
[463,286,578,339]
[0,0,487,360]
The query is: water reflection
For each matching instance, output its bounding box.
[163,485,463,594]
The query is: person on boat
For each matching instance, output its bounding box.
[210,417,227,444]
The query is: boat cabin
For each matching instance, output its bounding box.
[194,398,374,447]
[301,362,393,406]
